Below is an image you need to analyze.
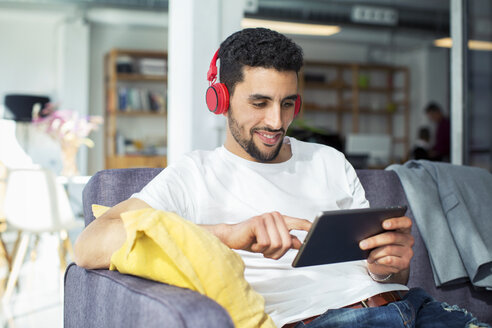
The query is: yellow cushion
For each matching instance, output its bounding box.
[93,205,275,328]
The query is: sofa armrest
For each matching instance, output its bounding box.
[64,263,234,328]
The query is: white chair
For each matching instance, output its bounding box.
[0,161,11,276]
[2,167,83,302]
[0,119,35,169]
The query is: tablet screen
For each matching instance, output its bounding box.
[292,206,407,267]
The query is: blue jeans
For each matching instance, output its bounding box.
[294,288,490,328]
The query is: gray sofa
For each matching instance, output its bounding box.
[64,168,492,327]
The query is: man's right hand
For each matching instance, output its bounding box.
[202,212,312,260]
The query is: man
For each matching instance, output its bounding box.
[75,28,487,327]
[425,102,450,162]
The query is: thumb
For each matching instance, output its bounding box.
[291,236,303,249]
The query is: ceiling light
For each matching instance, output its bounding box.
[351,6,398,26]
[433,38,453,48]
[434,37,492,51]
[241,18,341,37]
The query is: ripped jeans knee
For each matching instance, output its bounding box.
[439,302,490,328]
[441,302,469,314]
[404,288,491,328]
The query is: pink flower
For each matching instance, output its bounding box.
[33,104,103,148]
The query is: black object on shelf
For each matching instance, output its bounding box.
[304,72,325,83]
[116,56,134,73]
[288,127,344,153]
[4,94,50,122]
[116,63,134,73]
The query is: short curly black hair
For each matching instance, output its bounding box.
[218,28,304,95]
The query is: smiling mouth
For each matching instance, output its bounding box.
[254,131,283,146]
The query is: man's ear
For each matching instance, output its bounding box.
[222,105,230,117]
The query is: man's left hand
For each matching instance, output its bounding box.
[359,216,414,284]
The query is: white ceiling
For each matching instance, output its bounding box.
[3,0,489,49]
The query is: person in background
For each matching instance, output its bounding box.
[425,102,450,161]
[411,126,431,160]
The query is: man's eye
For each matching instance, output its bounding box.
[283,102,295,108]
[253,102,266,108]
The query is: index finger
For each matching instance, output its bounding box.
[382,216,412,232]
[283,216,312,232]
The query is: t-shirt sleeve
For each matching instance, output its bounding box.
[131,167,194,220]
[344,158,370,209]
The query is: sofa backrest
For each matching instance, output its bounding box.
[356,170,410,210]
[83,168,162,226]
[83,168,411,225]
[82,167,491,324]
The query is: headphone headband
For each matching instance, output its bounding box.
[207,49,220,83]
[205,48,301,117]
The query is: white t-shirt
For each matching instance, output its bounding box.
[132,137,407,327]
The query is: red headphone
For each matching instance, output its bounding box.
[205,49,302,117]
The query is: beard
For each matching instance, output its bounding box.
[228,109,285,163]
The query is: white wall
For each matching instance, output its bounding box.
[88,22,168,174]
[1,5,450,173]
[0,5,168,175]
[0,8,62,100]
[0,7,69,172]
[292,38,372,138]
[290,36,449,161]
[57,18,91,174]
[395,46,449,153]
[167,0,245,164]
[295,38,369,62]
[0,6,95,174]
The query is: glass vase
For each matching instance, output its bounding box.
[60,142,80,177]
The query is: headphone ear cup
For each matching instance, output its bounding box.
[206,83,230,115]
[294,94,302,118]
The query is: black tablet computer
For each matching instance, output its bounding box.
[292,206,407,267]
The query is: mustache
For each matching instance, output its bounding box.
[251,127,285,134]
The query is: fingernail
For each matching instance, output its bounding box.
[360,241,368,249]
[383,221,391,229]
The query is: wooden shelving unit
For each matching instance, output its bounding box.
[106,155,167,170]
[299,61,410,161]
[104,49,168,169]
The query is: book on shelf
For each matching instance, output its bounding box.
[117,87,166,113]
[139,58,167,77]
[130,88,142,111]
[118,87,127,111]
[148,91,165,113]
[140,89,150,111]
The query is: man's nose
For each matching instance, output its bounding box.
[264,104,283,130]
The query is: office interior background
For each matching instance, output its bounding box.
[0,0,490,327]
